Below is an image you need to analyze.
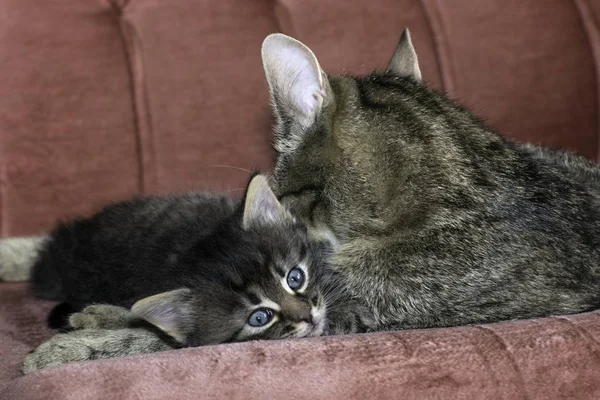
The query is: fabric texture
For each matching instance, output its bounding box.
[1,0,600,398]
[2,293,600,399]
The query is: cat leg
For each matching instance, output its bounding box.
[0,236,47,281]
[68,305,136,330]
[324,300,377,335]
[22,327,176,374]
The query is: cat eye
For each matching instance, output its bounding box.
[247,308,274,327]
[287,267,305,291]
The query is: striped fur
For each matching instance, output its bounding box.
[262,31,600,330]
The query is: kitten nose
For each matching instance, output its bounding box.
[289,309,313,324]
[305,313,314,324]
[282,299,314,323]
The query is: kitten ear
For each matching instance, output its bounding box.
[243,174,291,229]
[131,289,196,344]
[262,33,331,129]
[387,28,422,81]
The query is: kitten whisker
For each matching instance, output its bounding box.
[222,188,246,193]
[211,164,253,174]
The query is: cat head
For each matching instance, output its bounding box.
[261,29,475,237]
[130,174,342,347]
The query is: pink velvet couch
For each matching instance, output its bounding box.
[1,0,600,398]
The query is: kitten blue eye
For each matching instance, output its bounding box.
[248,309,274,327]
[287,267,305,290]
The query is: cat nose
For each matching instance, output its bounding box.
[305,313,314,324]
[282,299,314,323]
[288,310,313,324]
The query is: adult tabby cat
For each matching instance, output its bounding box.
[0,174,372,372]
[262,29,600,330]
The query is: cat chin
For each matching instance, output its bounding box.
[296,315,326,338]
[308,319,326,337]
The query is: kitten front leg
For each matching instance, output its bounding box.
[22,327,177,374]
[68,304,136,330]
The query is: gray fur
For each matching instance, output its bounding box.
[0,236,47,281]
[21,31,600,373]
[262,32,600,330]
[23,293,374,373]
[19,175,374,373]
[22,304,176,374]
[25,175,374,346]
[68,304,136,330]
[23,296,375,373]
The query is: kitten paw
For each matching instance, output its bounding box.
[69,305,134,330]
[22,332,96,374]
[22,328,176,374]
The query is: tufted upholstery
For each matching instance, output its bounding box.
[1,0,599,236]
[2,0,600,398]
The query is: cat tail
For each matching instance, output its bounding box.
[0,236,48,282]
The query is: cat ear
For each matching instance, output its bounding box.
[262,33,331,129]
[387,28,422,81]
[131,289,196,344]
[243,174,291,229]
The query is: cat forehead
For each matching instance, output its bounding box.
[331,74,420,112]
[240,269,313,307]
[247,227,310,262]
[275,74,428,160]
[212,250,310,297]
[213,225,306,263]
[272,74,394,155]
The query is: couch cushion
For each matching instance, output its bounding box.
[1,0,599,235]
[275,0,599,158]
[0,283,54,392]
[2,302,600,399]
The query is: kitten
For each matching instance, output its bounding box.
[261,29,600,330]
[1,174,373,350]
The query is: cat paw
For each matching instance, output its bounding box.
[22,332,96,374]
[22,328,176,374]
[69,305,134,330]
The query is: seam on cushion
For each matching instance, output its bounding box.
[108,0,132,12]
[114,11,158,195]
[417,0,456,94]
[0,164,4,236]
[472,325,529,400]
[551,316,600,350]
[415,0,446,90]
[272,1,298,37]
[573,0,600,162]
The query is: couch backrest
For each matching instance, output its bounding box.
[1,0,599,235]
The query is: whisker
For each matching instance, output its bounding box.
[212,164,253,174]
[222,187,246,193]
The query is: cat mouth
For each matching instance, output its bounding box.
[308,306,327,337]
[307,318,325,337]
[296,312,326,338]
[292,305,326,338]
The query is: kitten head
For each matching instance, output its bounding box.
[131,174,343,346]
[261,29,480,238]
